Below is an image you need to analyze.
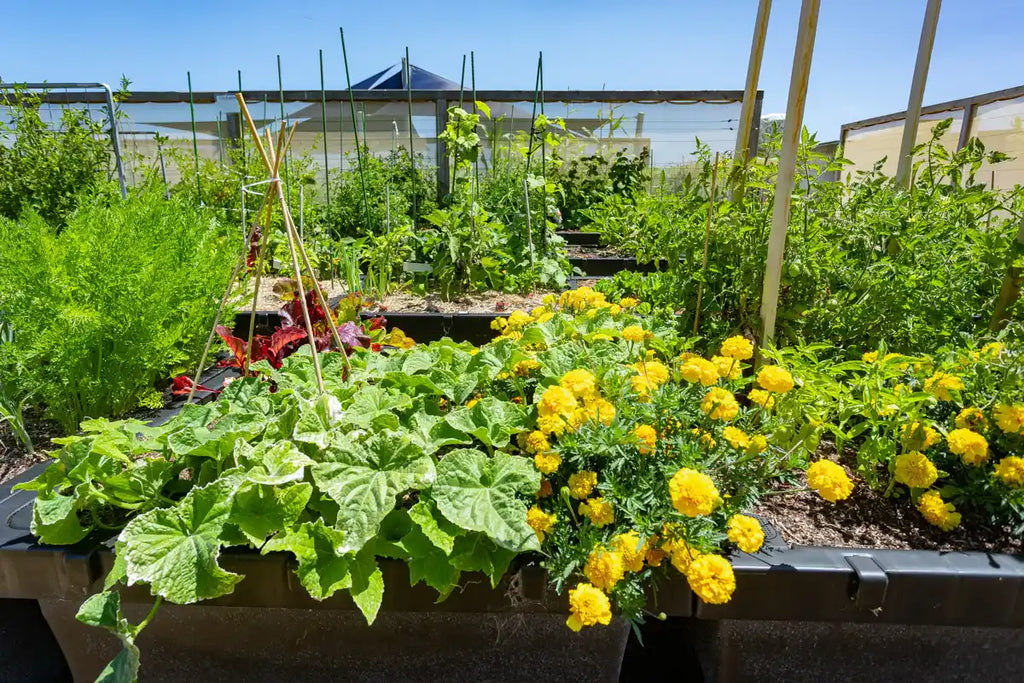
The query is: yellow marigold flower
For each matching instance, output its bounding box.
[893,451,938,488]
[506,310,533,330]
[646,547,667,567]
[955,407,989,432]
[578,497,615,527]
[994,404,1024,434]
[632,424,657,454]
[712,355,742,380]
[701,387,739,421]
[669,468,720,516]
[727,514,765,554]
[538,385,578,417]
[745,435,768,455]
[862,350,879,363]
[566,583,612,631]
[686,554,736,605]
[537,479,553,498]
[917,490,961,531]
[542,293,556,306]
[593,333,614,342]
[537,413,568,436]
[584,547,625,592]
[490,317,508,331]
[994,456,1024,488]
[680,357,720,386]
[700,432,717,449]
[981,342,1004,357]
[533,451,562,475]
[530,306,547,318]
[756,366,795,393]
[923,372,965,401]
[611,531,648,573]
[748,388,776,410]
[619,297,639,308]
[900,421,941,452]
[568,471,598,499]
[584,397,617,426]
[513,359,541,377]
[608,304,622,316]
[947,428,988,466]
[633,360,670,385]
[527,506,556,542]
[806,460,854,502]
[720,335,754,361]
[664,537,699,575]
[722,426,750,450]
[518,430,551,454]
[560,369,598,399]
[621,325,647,343]
[466,398,480,409]
[535,311,554,323]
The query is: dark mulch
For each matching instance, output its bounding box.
[567,245,630,259]
[0,409,60,483]
[756,477,1024,556]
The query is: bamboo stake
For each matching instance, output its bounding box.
[693,152,720,335]
[759,0,820,348]
[236,95,326,392]
[895,0,942,189]
[731,0,772,202]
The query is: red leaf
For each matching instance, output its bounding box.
[216,325,248,369]
[270,325,308,355]
[171,375,218,396]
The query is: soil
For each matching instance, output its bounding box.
[367,291,554,314]
[244,277,351,312]
[756,457,1024,555]
[567,245,630,259]
[0,409,59,483]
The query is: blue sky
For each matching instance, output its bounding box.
[2,0,1021,141]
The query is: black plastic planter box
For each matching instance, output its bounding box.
[556,231,602,247]
[568,256,676,277]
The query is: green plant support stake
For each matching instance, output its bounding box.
[340,27,371,230]
[187,71,201,201]
[319,49,331,207]
[471,50,479,201]
[406,47,417,224]
[459,54,466,109]
[539,51,547,251]
[237,70,247,169]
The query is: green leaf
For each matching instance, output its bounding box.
[76,591,140,683]
[292,394,345,449]
[448,533,517,588]
[432,449,540,552]
[405,413,469,455]
[263,520,351,600]
[228,482,313,545]
[443,397,529,448]
[31,492,89,545]
[350,546,384,624]
[401,526,461,598]
[237,440,314,485]
[119,474,244,604]
[408,499,463,554]
[312,432,435,553]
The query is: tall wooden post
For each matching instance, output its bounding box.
[895,0,942,189]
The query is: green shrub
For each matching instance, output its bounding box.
[0,89,111,226]
[0,184,237,432]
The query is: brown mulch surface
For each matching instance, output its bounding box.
[0,410,60,484]
[567,245,629,259]
[756,475,1024,556]
[245,277,351,312]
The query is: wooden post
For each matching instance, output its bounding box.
[758,0,820,348]
[733,0,772,166]
[895,0,942,189]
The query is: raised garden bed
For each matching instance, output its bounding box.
[556,231,602,247]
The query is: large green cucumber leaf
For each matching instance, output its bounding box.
[407,499,463,555]
[406,412,471,455]
[350,545,384,624]
[31,492,89,545]
[119,472,245,604]
[448,533,517,588]
[76,591,139,683]
[443,397,530,448]
[399,526,461,598]
[262,519,351,600]
[227,482,313,546]
[312,431,435,553]
[235,439,314,485]
[432,449,540,552]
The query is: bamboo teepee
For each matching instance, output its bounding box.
[186,94,350,400]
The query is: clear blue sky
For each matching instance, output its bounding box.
[2,0,1021,141]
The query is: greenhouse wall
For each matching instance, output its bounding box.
[840,84,1024,188]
